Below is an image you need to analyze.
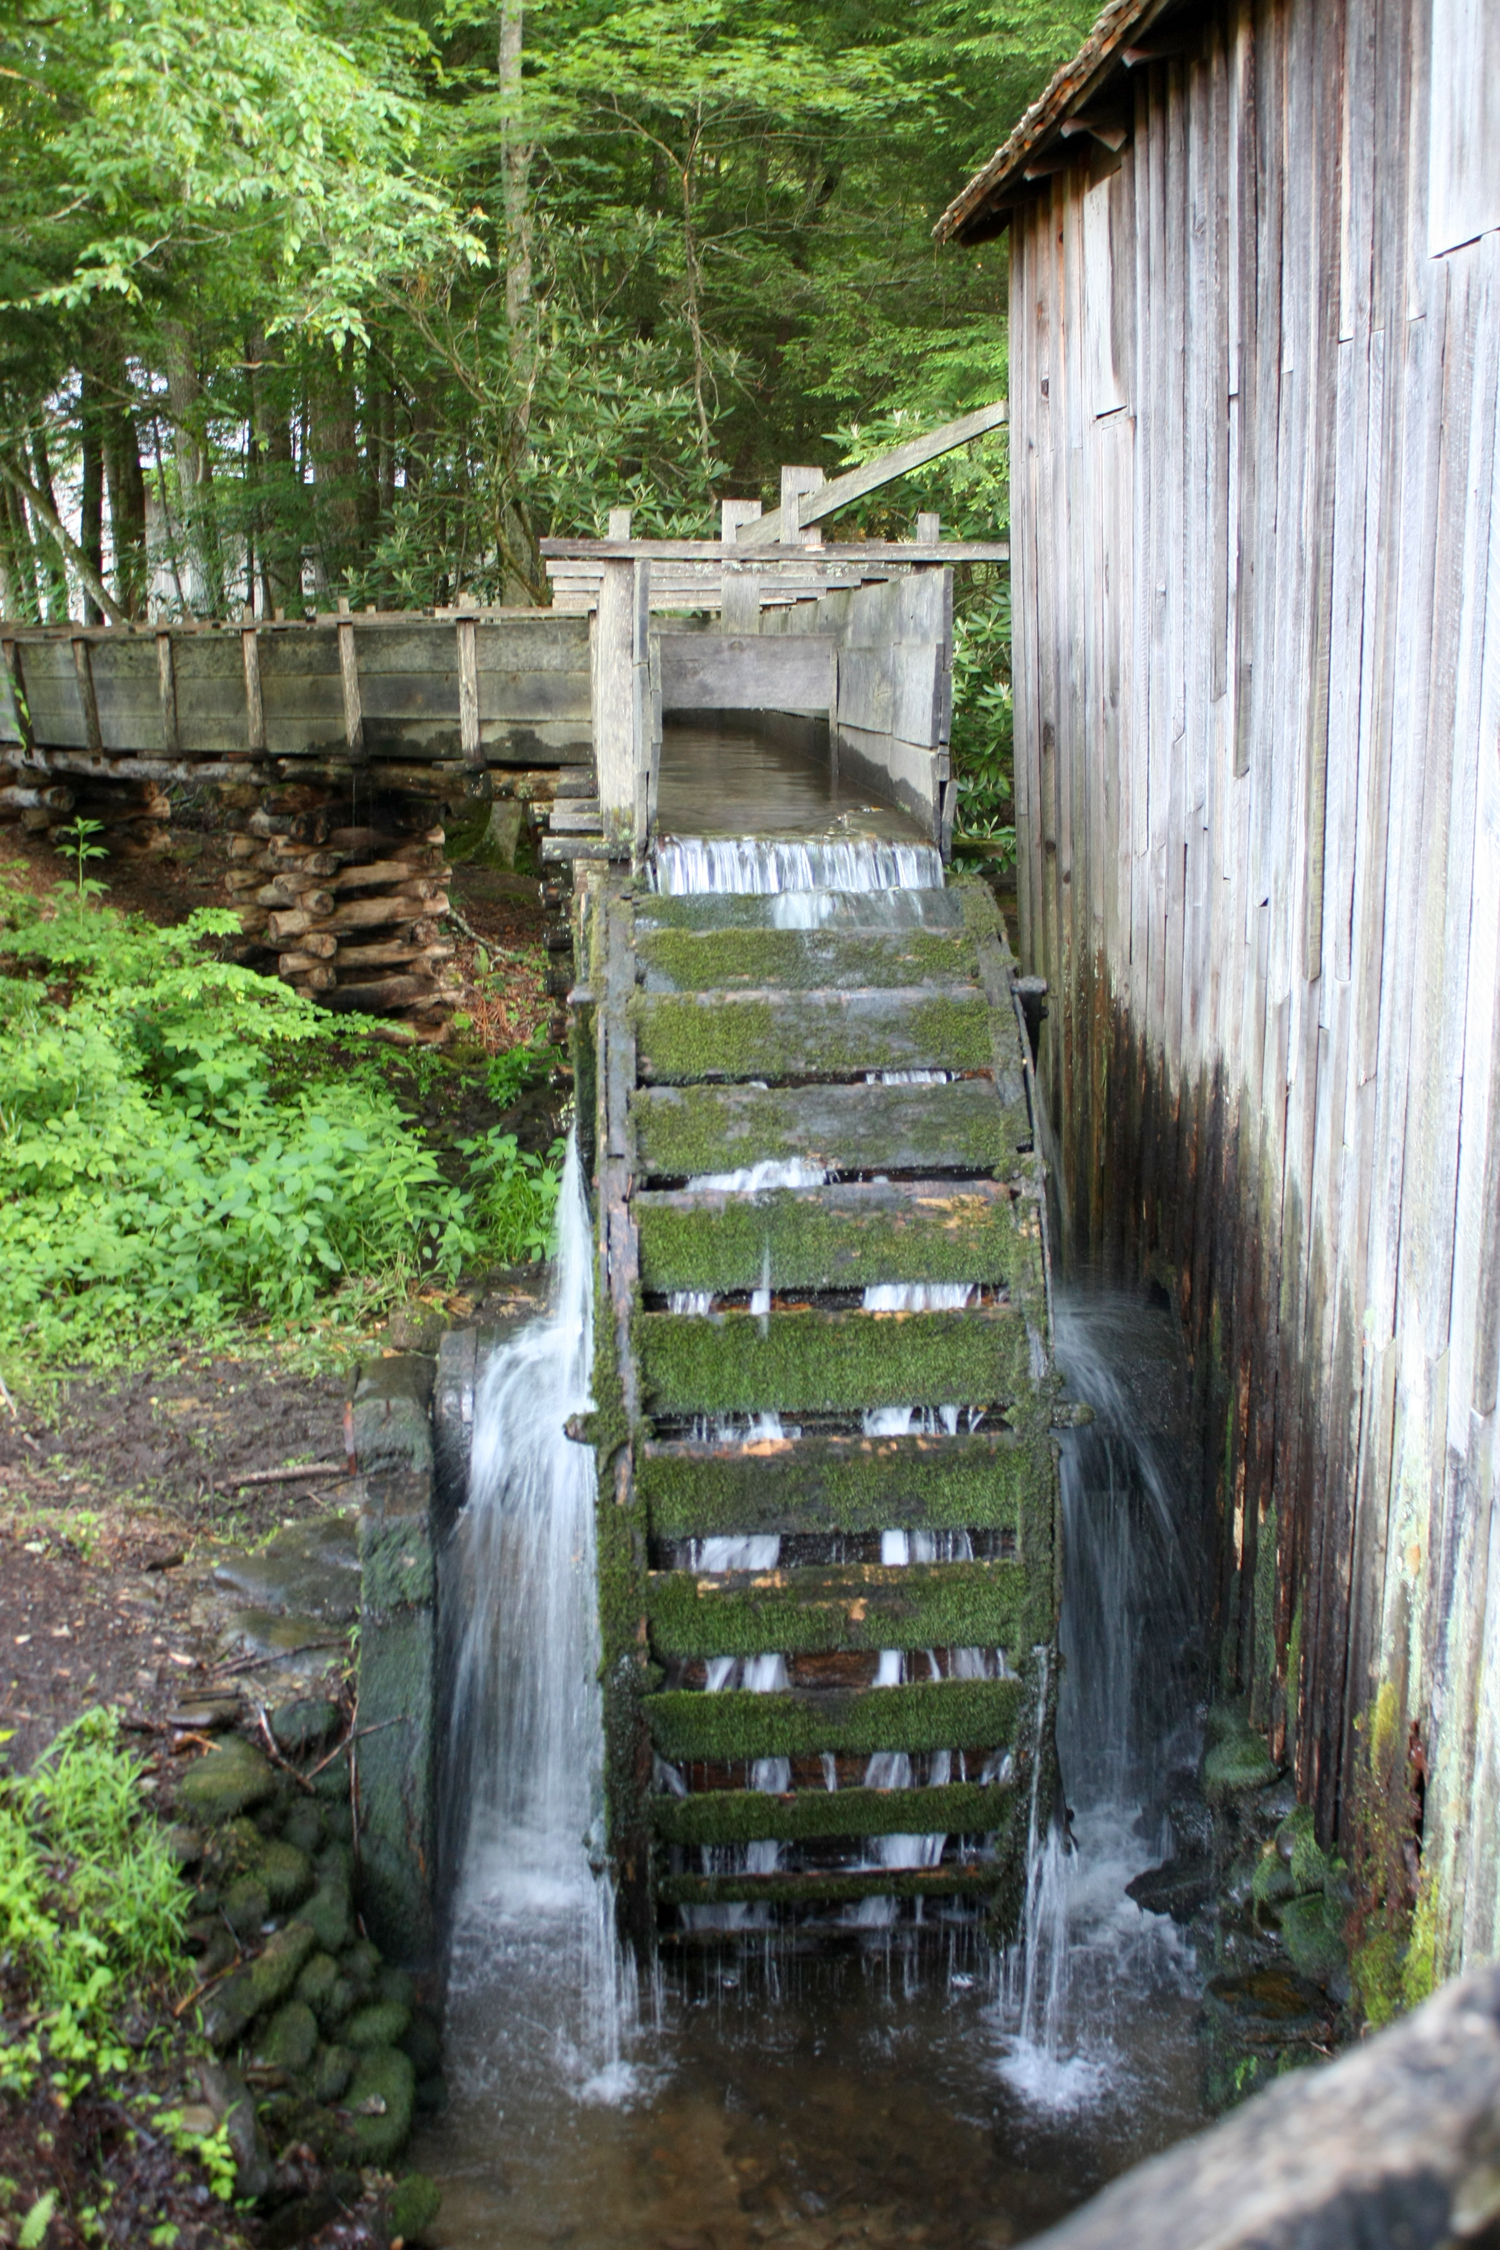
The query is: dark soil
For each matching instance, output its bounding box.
[0,1358,350,1773]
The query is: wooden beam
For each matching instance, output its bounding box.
[540,538,1010,563]
[734,402,1008,549]
[240,607,266,753]
[156,632,179,753]
[456,617,481,764]
[71,636,103,754]
[335,596,364,757]
[1059,111,1129,151]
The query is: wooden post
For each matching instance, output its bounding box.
[608,505,633,541]
[71,636,103,754]
[336,596,365,758]
[1,638,33,750]
[721,498,763,633]
[241,604,266,753]
[457,617,481,765]
[780,466,826,550]
[156,631,179,754]
[916,511,942,544]
[593,558,636,854]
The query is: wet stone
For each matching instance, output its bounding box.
[253,2000,318,2076]
[291,1881,352,1955]
[270,1697,343,1756]
[313,2043,355,2103]
[398,2009,442,2080]
[220,1609,349,1667]
[281,1802,327,1856]
[390,2173,442,2241]
[315,1842,354,1891]
[295,1952,342,2023]
[337,2048,416,2166]
[202,1922,319,2050]
[254,1838,314,1911]
[222,1876,270,1940]
[213,1514,361,1623]
[343,1999,412,2052]
[1125,1854,1215,1923]
[177,1738,276,1824]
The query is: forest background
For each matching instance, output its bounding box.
[0,0,1096,847]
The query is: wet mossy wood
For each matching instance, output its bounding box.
[639,1429,1048,1540]
[647,1675,1025,1761]
[632,1078,1029,1179]
[633,986,998,1083]
[635,890,967,934]
[637,926,979,995]
[650,1777,1012,1847]
[657,1862,1004,1907]
[645,1556,1041,1658]
[638,1303,1032,1415]
[637,1178,1034,1293]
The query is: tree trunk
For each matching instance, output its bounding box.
[80,369,105,625]
[162,321,224,613]
[499,0,541,603]
[309,351,361,591]
[103,366,149,620]
[29,429,71,621]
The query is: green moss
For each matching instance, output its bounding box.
[1402,1878,1440,2011]
[1202,1703,1280,1799]
[639,1429,1048,1542]
[634,893,969,935]
[645,1557,1042,1660]
[636,1183,1035,1294]
[632,1080,1027,1180]
[636,926,978,995]
[658,1863,1005,1908]
[650,1778,1011,1848]
[638,1304,1032,1416]
[1278,1891,1347,1984]
[633,989,996,1083]
[1352,1929,1403,2030]
[645,1675,1024,1762]
[360,1517,433,1612]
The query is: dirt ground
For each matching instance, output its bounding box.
[0,1357,354,1773]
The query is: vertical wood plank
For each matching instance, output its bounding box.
[457,618,481,765]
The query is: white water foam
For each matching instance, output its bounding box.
[651,835,943,897]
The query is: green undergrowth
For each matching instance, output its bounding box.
[0,1709,241,2231]
[0,1711,190,2106]
[0,873,563,1364]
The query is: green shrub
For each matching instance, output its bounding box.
[0,1710,187,2101]
[0,881,563,1360]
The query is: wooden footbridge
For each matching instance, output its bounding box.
[0,407,1064,1936]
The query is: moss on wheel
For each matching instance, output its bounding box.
[638,1304,1032,1416]
[650,1777,1012,1848]
[637,1181,1032,1294]
[633,987,997,1083]
[632,1078,1027,1179]
[639,1429,1047,1543]
[637,926,979,995]
[645,1556,1042,1660]
[646,1675,1023,1763]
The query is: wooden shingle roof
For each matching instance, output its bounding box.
[933,0,1183,244]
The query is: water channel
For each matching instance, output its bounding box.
[411,726,1213,2247]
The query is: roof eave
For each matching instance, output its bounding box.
[933,0,1179,245]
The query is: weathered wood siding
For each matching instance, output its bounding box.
[1010,0,1500,1971]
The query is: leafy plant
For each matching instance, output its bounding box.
[461,1129,565,1265]
[486,1034,566,1112]
[51,817,109,908]
[0,894,562,1360]
[0,1710,187,2104]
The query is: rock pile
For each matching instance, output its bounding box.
[171,1703,441,2242]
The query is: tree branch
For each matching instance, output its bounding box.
[0,454,127,623]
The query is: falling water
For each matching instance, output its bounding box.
[442,1131,642,2102]
[651,834,943,897]
[995,1292,1203,2108]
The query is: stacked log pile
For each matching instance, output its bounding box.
[0,755,173,857]
[218,782,461,1036]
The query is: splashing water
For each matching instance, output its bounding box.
[994,1293,1203,2111]
[651,835,943,897]
[443,1132,643,2104]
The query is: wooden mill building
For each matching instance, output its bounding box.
[938,0,1500,1977]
